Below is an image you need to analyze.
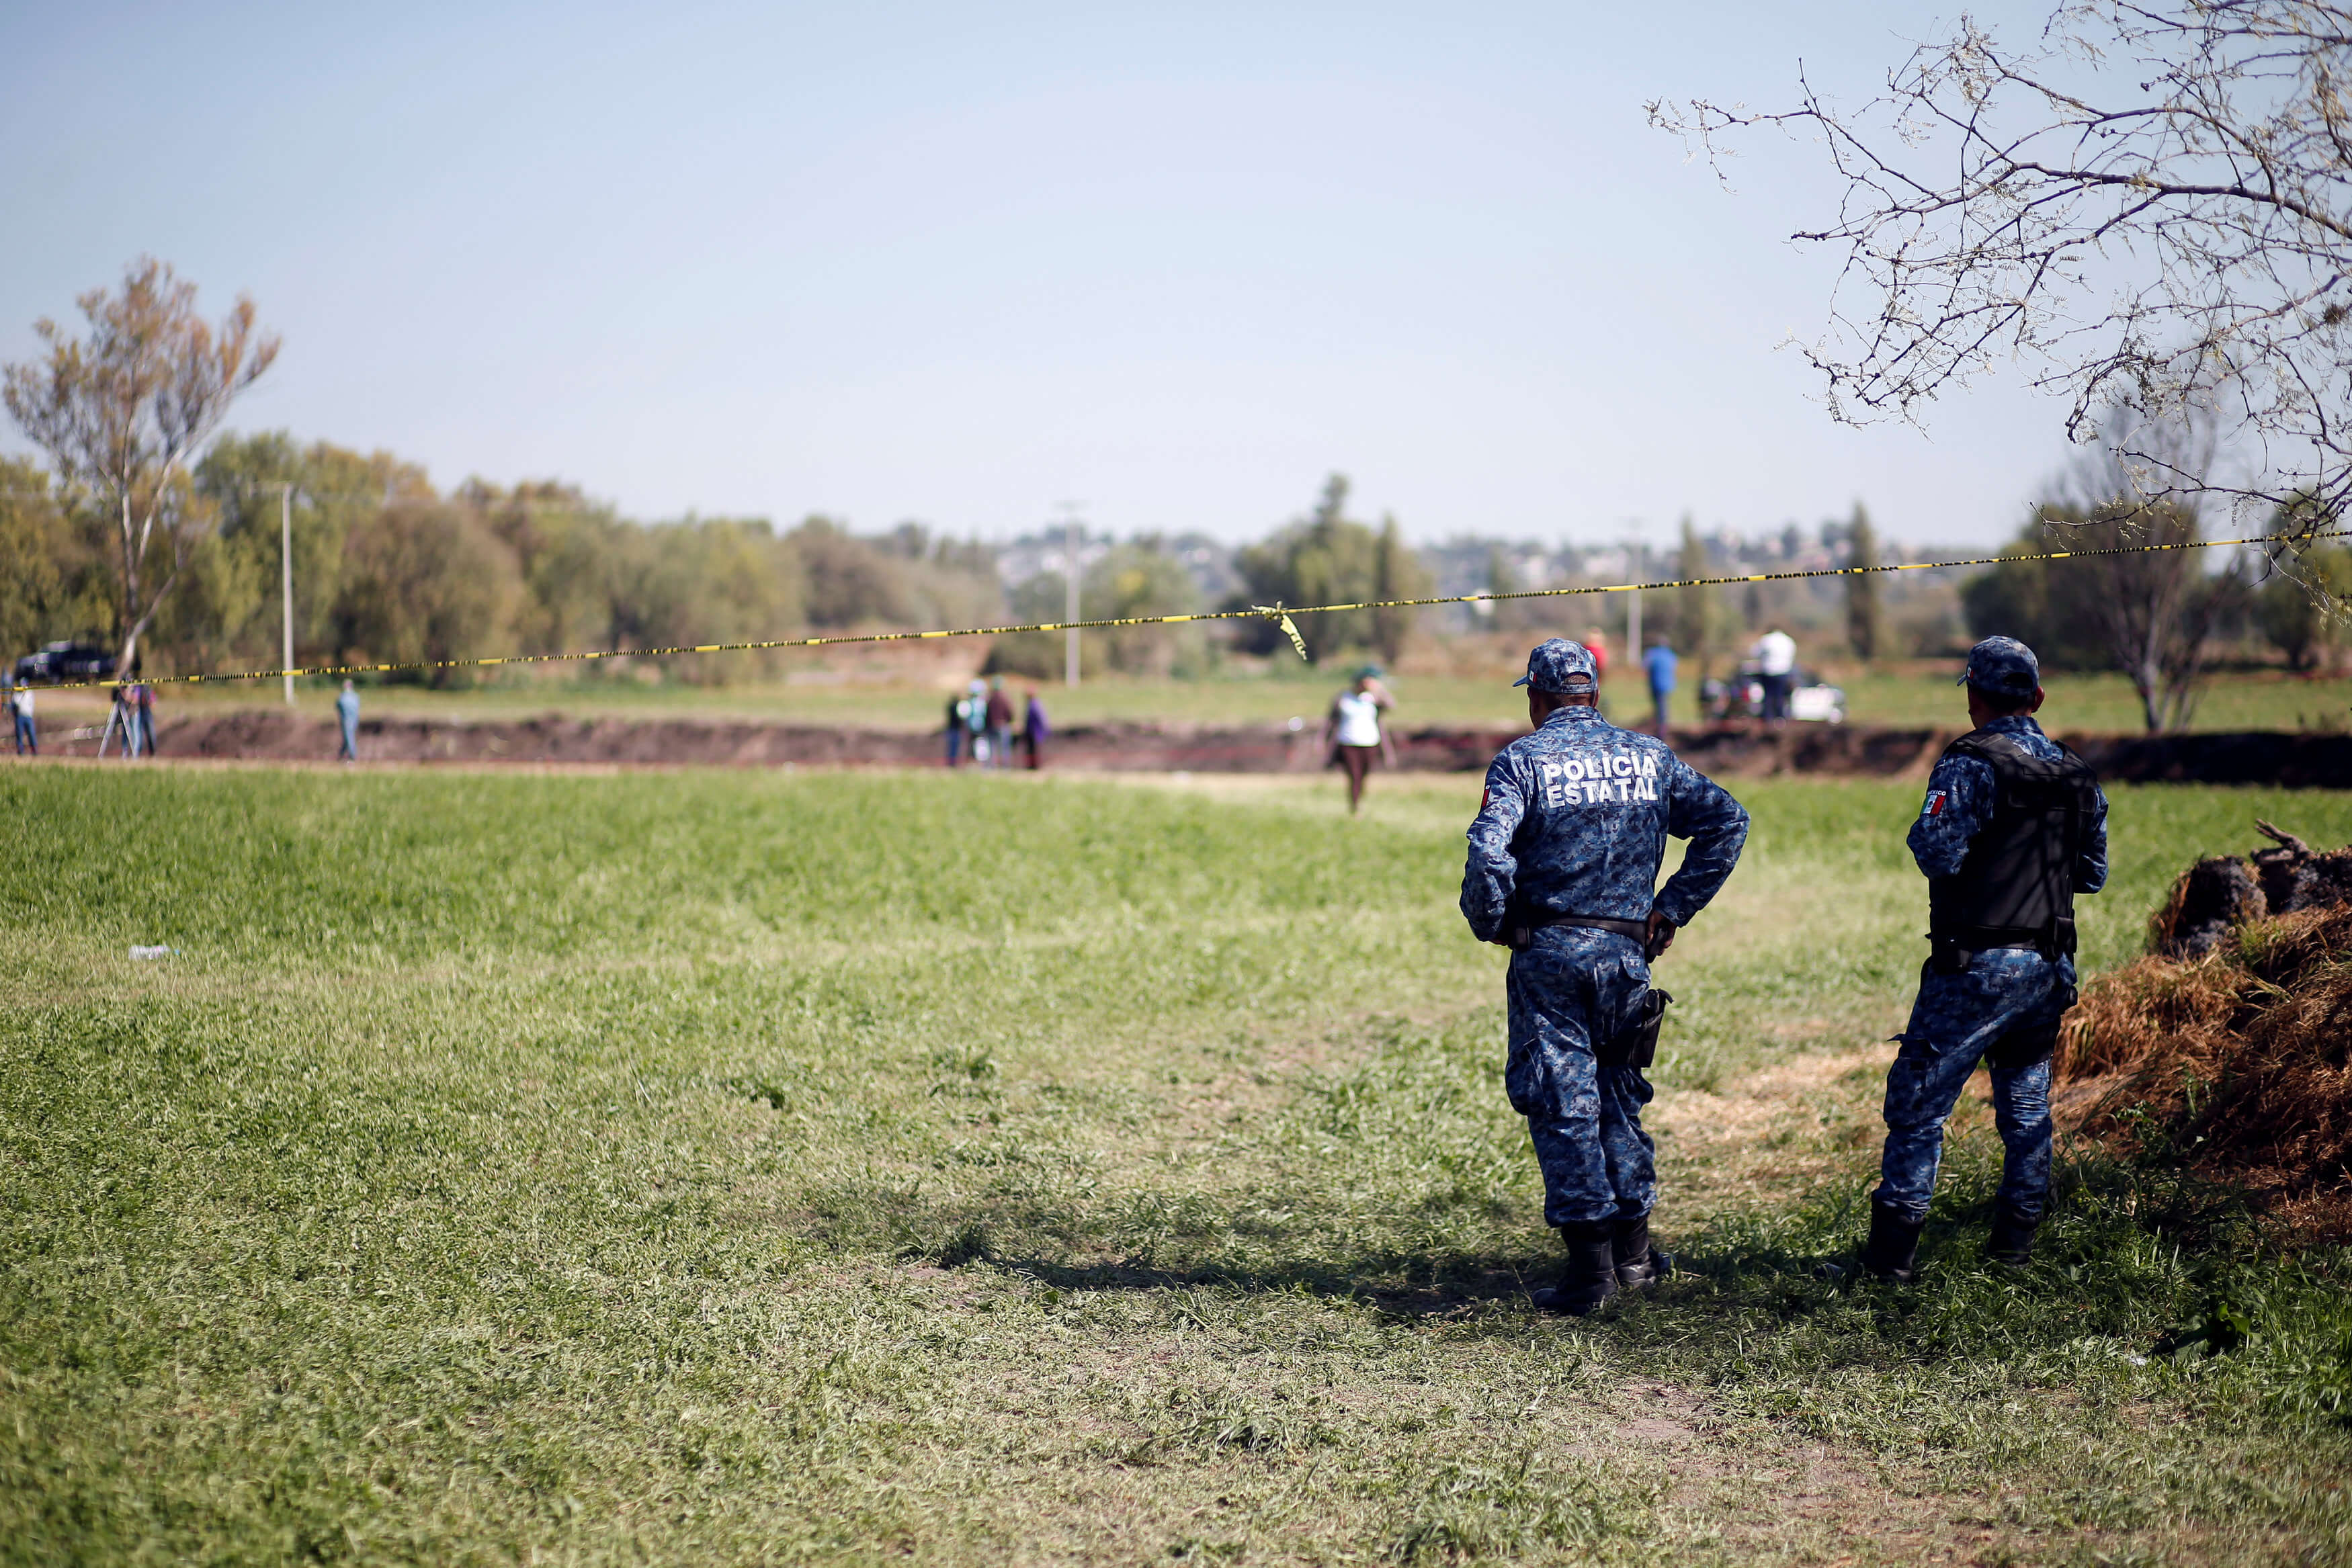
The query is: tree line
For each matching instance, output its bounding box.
[6,259,2342,720]
[0,261,1463,685]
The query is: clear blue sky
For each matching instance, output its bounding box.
[1,1,2070,546]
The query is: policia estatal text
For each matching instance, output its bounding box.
[1460,638,1750,1315]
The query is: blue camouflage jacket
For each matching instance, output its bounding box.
[1908,715,2110,888]
[1460,706,1751,943]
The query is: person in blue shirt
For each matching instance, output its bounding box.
[337,681,362,763]
[1861,637,2109,1282]
[1641,638,1677,738]
[1462,638,1751,1314]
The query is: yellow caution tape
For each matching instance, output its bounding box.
[43,527,2347,688]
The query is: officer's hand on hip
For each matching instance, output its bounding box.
[1644,910,1677,959]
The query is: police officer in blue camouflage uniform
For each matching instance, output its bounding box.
[1861,636,2109,1282]
[1462,638,1751,1315]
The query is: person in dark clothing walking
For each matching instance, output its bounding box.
[1021,687,1050,769]
[943,689,967,767]
[1859,637,2108,1282]
[1461,638,1751,1315]
[984,677,1015,770]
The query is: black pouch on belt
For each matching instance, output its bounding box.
[1597,988,1673,1071]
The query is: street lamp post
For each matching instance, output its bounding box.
[280,483,295,706]
[1623,519,1645,685]
[1058,504,1085,688]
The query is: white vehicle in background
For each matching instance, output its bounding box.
[1788,680,1846,724]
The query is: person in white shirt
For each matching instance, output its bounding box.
[1324,666,1396,815]
[1750,626,1798,725]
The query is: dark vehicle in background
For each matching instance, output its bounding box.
[14,642,117,685]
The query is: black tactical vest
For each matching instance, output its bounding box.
[1926,730,2101,958]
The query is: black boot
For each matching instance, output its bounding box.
[1984,1206,2038,1267]
[1531,1222,1620,1315]
[1860,1203,1925,1284]
[1613,1211,1672,1291]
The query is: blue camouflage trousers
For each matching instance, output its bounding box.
[1505,929,1657,1229]
[1875,948,2076,1225]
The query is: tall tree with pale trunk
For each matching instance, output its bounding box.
[1844,503,1882,662]
[3,259,278,675]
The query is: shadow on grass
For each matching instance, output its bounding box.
[798,1145,2347,1374]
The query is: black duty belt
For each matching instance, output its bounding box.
[1927,918,2076,973]
[1507,912,1654,954]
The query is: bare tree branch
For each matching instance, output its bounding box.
[1650,1,2352,554]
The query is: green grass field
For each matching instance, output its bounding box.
[5,766,2351,1565]
[89,658,2352,740]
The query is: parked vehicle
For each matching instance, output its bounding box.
[1699,660,1846,724]
[14,642,116,685]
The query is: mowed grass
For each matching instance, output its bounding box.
[3,766,2351,1565]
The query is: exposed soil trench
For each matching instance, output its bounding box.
[83,709,2352,785]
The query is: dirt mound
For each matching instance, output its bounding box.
[2150,820,2352,957]
[2058,822,2352,1238]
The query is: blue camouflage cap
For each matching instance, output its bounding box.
[1959,636,2040,699]
[1512,637,1597,694]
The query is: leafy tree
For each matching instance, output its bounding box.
[0,457,108,660]
[332,502,521,683]
[1232,475,1422,662]
[1959,526,2115,674]
[467,480,634,657]
[1481,547,1549,636]
[784,517,1000,636]
[189,433,435,668]
[618,518,806,684]
[1,259,277,674]
[988,538,1202,679]
[1672,515,1714,674]
[790,517,911,628]
[1844,503,1882,661]
[1370,515,1431,665]
[2255,520,2351,672]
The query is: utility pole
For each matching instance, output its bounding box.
[1623,519,1644,681]
[281,484,296,705]
[1057,503,1085,688]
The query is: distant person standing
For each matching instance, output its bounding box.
[136,680,156,757]
[1642,637,1677,738]
[1324,666,1395,815]
[943,689,967,767]
[108,685,137,758]
[984,677,1015,770]
[337,680,361,763]
[1860,638,2107,1283]
[1751,625,1797,725]
[1022,687,1050,770]
[963,679,989,765]
[1460,638,1750,1315]
[7,680,31,756]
